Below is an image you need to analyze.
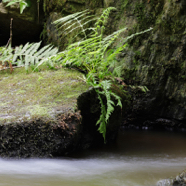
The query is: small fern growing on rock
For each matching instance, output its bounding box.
[0,42,58,70]
[48,7,153,141]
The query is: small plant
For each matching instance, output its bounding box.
[2,0,30,14]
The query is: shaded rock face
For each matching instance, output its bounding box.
[42,0,186,125]
[0,0,44,46]
[110,0,186,123]
[0,112,82,158]
[77,88,123,148]
[44,0,103,14]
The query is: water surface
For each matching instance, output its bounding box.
[0,130,186,186]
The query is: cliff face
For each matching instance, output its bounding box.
[112,0,186,123]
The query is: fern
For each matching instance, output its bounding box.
[95,7,116,28]
[50,7,153,141]
[96,93,107,141]
[86,73,122,141]
[0,42,58,70]
[54,10,96,40]
[97,80,122,140]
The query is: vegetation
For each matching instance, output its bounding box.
[49,8,152,140]
[0,42,58,71]
[0,7,152,141]
[2,0,29,14]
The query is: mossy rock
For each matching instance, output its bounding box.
[0,67,88,123]
[43,0,103,14]
[0,66,125,157]
[107,0,186,122]
[0,67,89,157]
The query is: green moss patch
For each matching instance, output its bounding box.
[0,67,89,124]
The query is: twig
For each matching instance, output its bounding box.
[5,18,14,73]
[37,0,40,24]
[0,65,24,71]
[10,18,13,46]
[6,18,13,47]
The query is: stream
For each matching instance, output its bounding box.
[0,130,186,186]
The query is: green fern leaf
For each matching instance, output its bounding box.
[0,42,58,70]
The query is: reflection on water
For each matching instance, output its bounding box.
[0,130,186,186]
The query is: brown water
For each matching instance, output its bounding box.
[0,130,186,186]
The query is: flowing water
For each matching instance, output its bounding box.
[0,130,186,186]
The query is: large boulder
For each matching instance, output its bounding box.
[0,67,88,157]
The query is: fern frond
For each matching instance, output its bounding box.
[95,7,117,27]
[0,46,13,62]
[3,0,29,14]
[101,27,127,55]
[110,92,122,108]
[96,92,107,141]
[99,80,115,122]
[54,10,89,26]
[54,9,93,40]
[122,27,153,43]
[0,42,58,70]
[113,65,122,77]
[58,15,96,36]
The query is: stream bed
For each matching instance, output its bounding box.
[0,130,186,186]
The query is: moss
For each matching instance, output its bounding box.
[0,67,89,124]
